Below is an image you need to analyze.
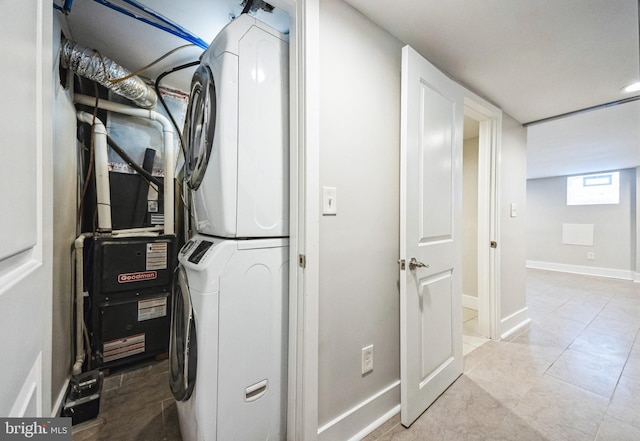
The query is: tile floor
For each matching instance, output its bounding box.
[364,269,640,441]
[72,358,182,441]
[75,269,640,440]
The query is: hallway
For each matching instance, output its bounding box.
[365,269,640,441]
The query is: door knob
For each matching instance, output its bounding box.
[409,257,429,270]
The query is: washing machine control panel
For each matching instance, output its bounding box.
[180,240,196,256]
[187,240,214,264]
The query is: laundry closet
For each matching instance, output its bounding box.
[44,1,291,439]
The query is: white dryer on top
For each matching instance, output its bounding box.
[184,14,289,238]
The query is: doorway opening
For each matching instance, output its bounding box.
[461,98,501,352]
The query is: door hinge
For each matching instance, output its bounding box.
[298,254,306,269]
[398,259,405,270]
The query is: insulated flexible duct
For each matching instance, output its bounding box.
[61,38,157,108]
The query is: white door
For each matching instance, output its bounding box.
[0,0,53,417]
[400,45,464,427]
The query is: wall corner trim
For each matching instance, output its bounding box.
[462,294,479,310]
[500,307,530,340]
[318,380,400,441]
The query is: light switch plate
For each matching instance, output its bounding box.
[510,203,517,218]
[322,186,337,215]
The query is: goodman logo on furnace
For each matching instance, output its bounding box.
[0,418,71,441]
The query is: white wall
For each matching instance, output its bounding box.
[318,0,402,438]
[51,17,78,413]
[463,137,479,301]
[500,114,529,334]
[527,168,636,278]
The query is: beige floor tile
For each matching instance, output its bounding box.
[485,413,550,441]
[512,374,608,440]
[607,375,640,428]
[463,340,500,374]
[552,301,604,324]
[622,350,640,381]
[466,358,546,409]
[569,328,634,360]
[491,340,563,370]
[511,323,574,349]
[586,315,640,340]
[409,375,509,441]
[536,314,588,342]
[546,348,625,398]
[595,415,640,441]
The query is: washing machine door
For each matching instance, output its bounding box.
[184,64,216,191]
[169,265,197,401]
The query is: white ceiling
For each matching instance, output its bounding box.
[527,100,640,179]
[58,0,640,178]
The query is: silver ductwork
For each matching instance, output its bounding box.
[61,38,157,109]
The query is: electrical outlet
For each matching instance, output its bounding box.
[361,345,373,375]
[587,252,595,260]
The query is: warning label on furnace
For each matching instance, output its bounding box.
[138,297,167,321]
[146,242,168,270]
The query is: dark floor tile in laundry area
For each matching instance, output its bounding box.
[72,359,181,441]
[162,399,183,441]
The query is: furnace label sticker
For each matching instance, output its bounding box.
[146,242,168,270]
[138,297,167,321]
[103,334,145,363]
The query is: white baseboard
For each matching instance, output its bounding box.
[51,377,70,417]
[318,381,400,441]
[527,260,633,281]
[462,294,478,310]
[500,307,530,340]
[634,272,640,283]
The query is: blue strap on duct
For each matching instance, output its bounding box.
[53,0,73,13]
[53,0,208,50]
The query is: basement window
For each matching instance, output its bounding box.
[567,171,620,205]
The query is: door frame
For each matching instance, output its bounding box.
[463,93,502,340]
[272,0,321,440]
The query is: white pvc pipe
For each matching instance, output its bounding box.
[77,112,112,232]
[73,233,93,375]
[74,94,175,235]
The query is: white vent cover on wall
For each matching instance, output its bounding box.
[562,223,594,246]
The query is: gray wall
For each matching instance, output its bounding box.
[463,137,479,300]
[318,0,402,434]
[500,114,528,321]
[527,168,636,272]
[51,17,78,410]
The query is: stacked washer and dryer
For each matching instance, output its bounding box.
[169,14,289,441]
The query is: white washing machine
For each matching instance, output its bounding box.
[184,14,289,238]
[170,235,289,441]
